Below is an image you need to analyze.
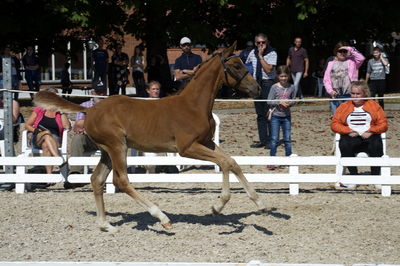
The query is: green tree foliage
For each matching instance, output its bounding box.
[2,0,400,71]
[0,0,127,53]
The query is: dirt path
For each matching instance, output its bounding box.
[1,105,400,263]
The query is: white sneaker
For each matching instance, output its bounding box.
[335,182,356,189]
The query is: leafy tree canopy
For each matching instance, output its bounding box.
[1,0,400,61]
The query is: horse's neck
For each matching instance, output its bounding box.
[180,57,223,114]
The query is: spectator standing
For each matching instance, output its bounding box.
[324,41,365,115]
[0,91,23,145]
[365,47,389,109]
[66,84,106,188]
[246,33,277,148]
[60,62,72,97]
[131,45,146,97]
[110,45,129,95]
[331,81,387,176]
[1,45,22,100]
[173,37,202,89]
[239,41,254,62]
[25,88,70,175]
[286,37,309,99]
[91,39,109,87]
[239,41,254,75]
[312,58,325,97]
[22,46,41,96]
[266,66,295,170]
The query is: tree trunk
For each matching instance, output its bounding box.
[144,3,173,96]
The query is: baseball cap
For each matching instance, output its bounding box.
[180,37,191,45]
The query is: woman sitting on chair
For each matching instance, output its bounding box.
[331,80,388,175]
[25,88,71,174]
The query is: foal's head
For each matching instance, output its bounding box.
[220,42,260,98]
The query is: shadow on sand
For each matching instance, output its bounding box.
[87,207,290,236]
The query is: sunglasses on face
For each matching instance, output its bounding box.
[181,43,191,47]
[337,49,348,54]
[256,41,266,45]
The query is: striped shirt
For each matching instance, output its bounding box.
[346,106,372,135]
[246,49,277,80]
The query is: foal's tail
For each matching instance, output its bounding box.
[34,91,87,113]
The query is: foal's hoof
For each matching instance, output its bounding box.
[99,223,119,233]
[161,222,173,230]
[211,206,221,216]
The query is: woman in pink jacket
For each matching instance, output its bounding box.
[324,41,365,115]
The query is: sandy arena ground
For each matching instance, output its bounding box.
[1,101,400,264]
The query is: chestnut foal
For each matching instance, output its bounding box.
[34,42,267,232]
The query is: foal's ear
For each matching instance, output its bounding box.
[222,41,237,59]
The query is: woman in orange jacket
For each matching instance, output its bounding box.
[331,80,388,175]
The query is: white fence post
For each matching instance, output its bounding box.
[15,157,26,194]
[289,154,299,195]
[380,155,391,197]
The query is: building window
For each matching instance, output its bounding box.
[33,41,92,84]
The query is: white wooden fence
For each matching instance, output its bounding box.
[0,153,399,196]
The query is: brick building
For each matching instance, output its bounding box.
[19,34,212,92]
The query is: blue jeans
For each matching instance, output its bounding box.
[291,72,303,98]
[270,115,292,156]
[329,94,350,116]
[25,70,41,91]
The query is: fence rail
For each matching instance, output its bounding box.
[0,154,398,196]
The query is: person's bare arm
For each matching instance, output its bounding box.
[365,72,370,83]
[259,48,274,73]
[286,56,291,67]
[25,111,38,132]
[12,100,19,123]
[61,113,71,130]
[303,57,309,77]
[259,57,274,73]
[174,67,197,81]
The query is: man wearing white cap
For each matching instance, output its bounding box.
[173,37,202,88]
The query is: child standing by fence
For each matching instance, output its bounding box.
[267,65,295,170]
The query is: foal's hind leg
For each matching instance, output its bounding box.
[90,150,115,232]
[107,146,172,228]
[180,142,266,214]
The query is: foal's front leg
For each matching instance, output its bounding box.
[180,142,266,214]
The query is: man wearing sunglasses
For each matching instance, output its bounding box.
[173,37,202,89]
[246,33,277,148]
